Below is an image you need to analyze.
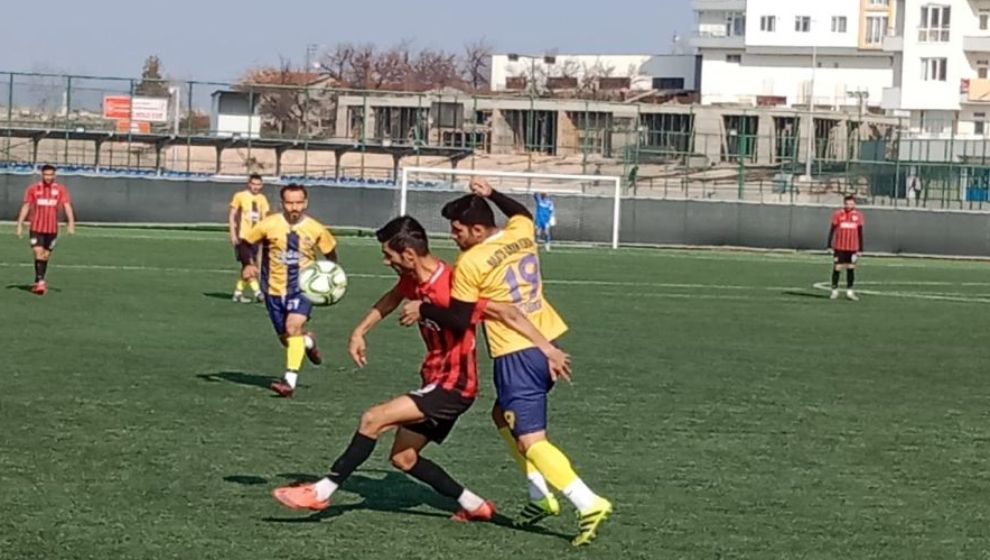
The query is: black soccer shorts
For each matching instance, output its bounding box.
[405,384,475,444]
[29,231,58,251]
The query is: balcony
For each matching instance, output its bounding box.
[882,35,903,52]
[692,33,745,49]
[691,0,745,10]
[964,36,990,51]
[965,78,990,102]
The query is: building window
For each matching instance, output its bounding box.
[979,60,988,79]
[919,5,951,42]
[726,12,746,36]
[653,77,685,90]
[921,57,948,81]
[975,113,986,135]
[832,16,847,33]
[981,10,989,31]
[865,15,889,45]
[760,15,776,32]
[868,0,890,5]
[795,16,811,32]
[726,54,742,63]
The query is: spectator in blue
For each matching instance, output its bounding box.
[534,192,555,251]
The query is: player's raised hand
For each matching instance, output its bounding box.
[348,333,368,368]
[546,347,572,383]
[399,301,422,327]
[469,178,493,198]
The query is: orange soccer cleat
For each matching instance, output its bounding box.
[451,500,495,522]
[272,483,330,511]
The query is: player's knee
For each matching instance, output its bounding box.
[285,323,304,337]
[358,409,383,435]
[389,449,418,472]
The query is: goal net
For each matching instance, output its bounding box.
[399,167,622,248]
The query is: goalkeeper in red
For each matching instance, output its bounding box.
[827,194,865,301]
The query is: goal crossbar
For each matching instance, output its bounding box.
[399,166,622,249]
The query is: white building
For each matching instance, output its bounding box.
[489,54,700,93]
[210,91,262,138]
[692,0,897,108]
[882,0,990,139]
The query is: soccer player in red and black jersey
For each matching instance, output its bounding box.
[15,165,76,295]
[272,216,568,521]
[827,194,865,301]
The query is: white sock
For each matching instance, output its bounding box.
[314,477,338,501]
[303,335,314,350]
[284,371,298,389]
[527,473,553,501]
[562,478,598,513]
[457,489,485,511]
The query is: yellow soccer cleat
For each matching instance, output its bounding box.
[512,495,561,527]
[572,497,613,547]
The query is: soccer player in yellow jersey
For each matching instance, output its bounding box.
[228,174,270,303]
[238,184,338,398]
[399,179,612,547]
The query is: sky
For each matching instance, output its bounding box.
[0,0,694,83]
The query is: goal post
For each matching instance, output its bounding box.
[399,167,623,249]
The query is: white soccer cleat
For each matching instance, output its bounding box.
[830,289,839,300]
[846,290,859,301]
[232,291,243,302]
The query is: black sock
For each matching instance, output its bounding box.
[34,260,48,282]
[847,269,855,289]
[327,432,377,485]
[405,457,464,499]
[831,270,840,289]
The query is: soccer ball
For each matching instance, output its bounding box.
[299,260,348,306]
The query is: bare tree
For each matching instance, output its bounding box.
[462,38,493,91]
[410,49,462,90]
[319,43,355,85]
[240,59,336,137]
[135,55,169,98]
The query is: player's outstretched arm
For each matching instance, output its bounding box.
[406,299,475,332]
[470,178,533,220]
[349,287,404,367]
[484,302,572,382]
[64,203,76,234]
[15,203,30,237]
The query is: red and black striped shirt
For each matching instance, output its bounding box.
[830,209,865,252]
[23,181,71,234]
[397,261,485,399]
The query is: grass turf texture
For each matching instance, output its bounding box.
[2,226,990,559]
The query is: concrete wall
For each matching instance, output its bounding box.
[5,174,990,257]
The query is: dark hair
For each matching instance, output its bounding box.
[40,164,56,173]
[248,173,263,183]
[280,183,308,200]
[376,216,429,256]
[441,194,495,227]
[843,194,856,202]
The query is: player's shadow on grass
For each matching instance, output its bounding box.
[5,284,62,293]
[202,291,237,301]
[247,470,570,541]
[783,290,831,300]
[197,371,273,390]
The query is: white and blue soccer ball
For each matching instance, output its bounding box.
[299,260,348,306]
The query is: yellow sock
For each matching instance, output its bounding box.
[235,279,246,292]
[525,441,579,491]
[248,279,260,293]
[286,335,305,371]
[498,427,540,476]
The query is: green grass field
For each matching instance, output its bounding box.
[3,226,990,559]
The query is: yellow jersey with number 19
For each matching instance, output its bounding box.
[242,214,337,297]
[451,214,568,358]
